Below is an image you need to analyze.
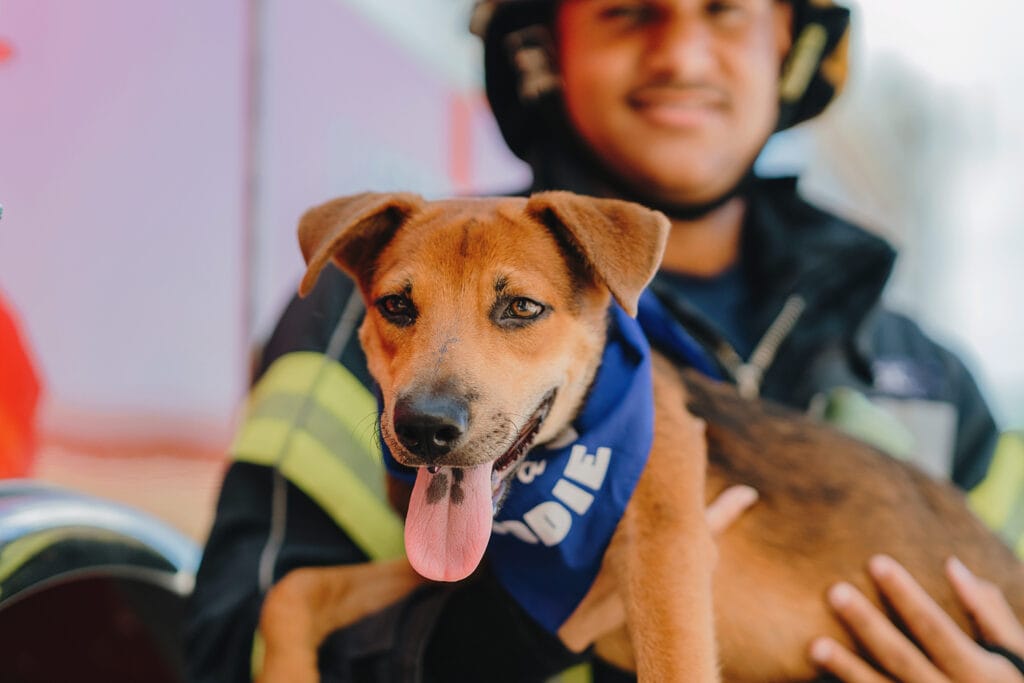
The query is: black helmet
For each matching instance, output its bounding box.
[471,0,852,162]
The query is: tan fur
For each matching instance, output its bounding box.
[258,192,1023,683]
[258,559,422,683]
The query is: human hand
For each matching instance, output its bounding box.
[556,482,757,652]
[706,484,758,536]
[809,554,1024,682]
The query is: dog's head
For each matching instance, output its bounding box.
[298,191,668,580]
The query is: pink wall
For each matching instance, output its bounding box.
[0,0,525,449]
[250,0,528,340]
[0,1,249,444]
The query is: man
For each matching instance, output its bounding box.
[186,1,1000,680]
[480,0,994,483]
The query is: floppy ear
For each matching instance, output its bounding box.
[297,192,424,297]
[525,191,670,316]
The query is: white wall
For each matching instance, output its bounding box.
[766,0,1024,427]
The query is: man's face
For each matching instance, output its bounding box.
[555,0,793,205]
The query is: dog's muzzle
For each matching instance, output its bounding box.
[489,388,557,511]
[392,393,469,462]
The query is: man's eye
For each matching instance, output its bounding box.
[706,0,744,17]
[600,3,657,24]
[505,298,545,320]
[377,294,416,325]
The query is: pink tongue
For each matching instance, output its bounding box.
[405,463,493,582]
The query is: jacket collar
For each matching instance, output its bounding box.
[741,176,896,339]
[524,144,898,366]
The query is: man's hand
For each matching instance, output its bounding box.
[809,554,1024,682]
[706,484,758,536]
[556,482,758,653]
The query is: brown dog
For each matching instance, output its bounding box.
[258,192,1023,682]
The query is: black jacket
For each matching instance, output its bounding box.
[651,176,995,488]
[185,178,997,683]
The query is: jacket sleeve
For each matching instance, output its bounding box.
[184,266,369,683]
[868,309,999,490]
[942,347,1000,490]
[185,462,368,683]
[185,266,583,683]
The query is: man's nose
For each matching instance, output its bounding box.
[643,10,715,81]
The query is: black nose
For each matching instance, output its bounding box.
[392,394,469,461]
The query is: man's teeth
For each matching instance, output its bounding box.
[427,465,440,474]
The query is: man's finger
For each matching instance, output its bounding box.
[827,581,947,683]
[809,636,892,683]
[947,556,1024,656]
[868,555,978,679]
[705,485,758,536]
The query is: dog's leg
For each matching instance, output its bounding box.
[612,357,719,682]
[559,559,627,653]
[257,558,424,683]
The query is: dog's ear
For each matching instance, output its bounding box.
[297,192,424,297]
[525,192,670,316]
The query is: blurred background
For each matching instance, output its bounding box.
[1,0,1022,545]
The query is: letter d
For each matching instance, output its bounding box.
[523,501,572,546]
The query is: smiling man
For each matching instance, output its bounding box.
[481,0,994,472]
[550,0,795,286]
[557,0,789,206]
[186,1,1001,681]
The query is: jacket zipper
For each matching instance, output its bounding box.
[717,294,807,399]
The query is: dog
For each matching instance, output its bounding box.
[257,191,1023,682]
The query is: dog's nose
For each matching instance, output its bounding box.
[393,394,469,461]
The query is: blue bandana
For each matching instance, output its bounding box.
[488,300,652,632]
[381,290,718,633]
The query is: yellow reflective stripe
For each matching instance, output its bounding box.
[240,397,385,501]
[245,351,380,464]
[969,432,1024,558]
[780,23,828,103]
[232,352,403,561]
[547,663,593,683]
[250,630,265,681]
[234,420,403,560]
[0,527,144,598]
[290,430,402,559]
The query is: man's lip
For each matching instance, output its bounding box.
[627,88,726,128]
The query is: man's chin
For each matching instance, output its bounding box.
[625,169,745,210]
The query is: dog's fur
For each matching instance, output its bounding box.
[257,192,1023,682]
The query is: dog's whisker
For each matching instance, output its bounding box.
[352,411,389,460]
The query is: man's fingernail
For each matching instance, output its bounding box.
[829,582,853,607]
[869,554,896,578]
[734,485,758,504]
[948,556,973,582]
[810,637,833,662]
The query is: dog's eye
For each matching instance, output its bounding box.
[504,298,544,320]
[377,294,416,325]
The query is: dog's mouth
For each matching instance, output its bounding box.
[402,388,557,583]
[489,388,557,510]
